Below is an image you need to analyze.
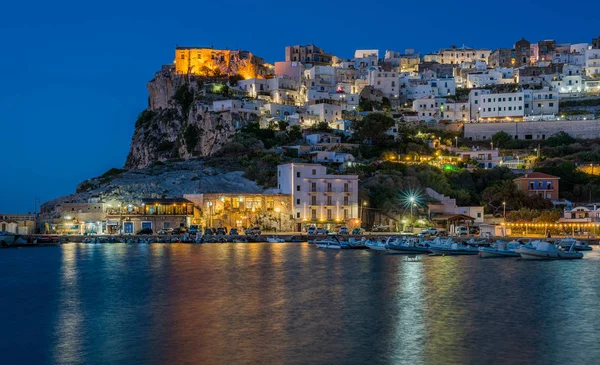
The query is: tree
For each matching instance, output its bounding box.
[491,131,512,147]
[311,121,332,132]
[351,113,396,145]
[546,131,576,147]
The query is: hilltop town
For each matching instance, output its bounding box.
[5,35,600,237]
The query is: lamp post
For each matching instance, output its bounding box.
[409,196,415,221]
[454,136,458,148]
[502,201,506,220]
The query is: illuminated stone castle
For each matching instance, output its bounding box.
[174,47,267,79]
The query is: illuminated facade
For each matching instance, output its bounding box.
[174,47,267,79]
[183,193,293,231]
[277,163,359,231]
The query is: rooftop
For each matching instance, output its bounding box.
[513,172,560,180]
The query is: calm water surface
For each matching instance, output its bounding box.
[1,243,599,365]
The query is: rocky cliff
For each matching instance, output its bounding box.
[124,67,251,170]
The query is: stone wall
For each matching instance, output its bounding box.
[464,119,600,140]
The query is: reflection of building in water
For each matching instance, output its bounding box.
[184,193,292,231]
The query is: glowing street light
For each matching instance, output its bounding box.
[503,201,506,219]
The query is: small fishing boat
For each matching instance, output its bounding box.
[516,240,583,260]
[386,237,430,254]
[365,239,388,252]
[315,237,342,250]
[479,241,521,258]
[429,242,479,256]
[557,238,593,251]
[0,232,18,247]
[267,236,285,243]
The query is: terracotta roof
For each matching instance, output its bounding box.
[513,172,560,180]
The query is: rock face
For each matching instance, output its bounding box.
[125,68,249,170]
[41,160,264,214]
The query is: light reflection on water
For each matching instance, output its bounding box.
[1,243,599,365]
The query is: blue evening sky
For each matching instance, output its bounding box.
[0,0,597,213]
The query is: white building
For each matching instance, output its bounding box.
[212,100,261,120]
[305,133,341,145]
[585,48,600,78]
[413,95,447,122]
[368,68,400,98]
[425,46,491,65]
[523,88,559,117]
[445,100,470,122]
[469,89,525,121]
[450,146,501,168]
[354,49,379,70]
[304,99,342,125]
[277,163,359,230]
[312,151,355,164]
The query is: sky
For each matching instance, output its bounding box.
[1,0,598,213]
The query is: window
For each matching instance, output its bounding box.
[549,102,554,107]
[296,199,300,205]
[312,169,316,175]
[343,196,349,205]
[142,222,152,229]
[311,196,317,205]
[296,185,300,192]
[124,222,134,234]
[297,212,300,218]
[311,209,317,220]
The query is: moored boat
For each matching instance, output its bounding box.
[429,242,479,256]
[516,240,583,260]
[479,241,521,258]
[385,237,430,254]
[0,232,17,247]
[557,238,592,251]
[267,236,285,243]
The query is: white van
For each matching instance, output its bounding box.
[454,226,468,236]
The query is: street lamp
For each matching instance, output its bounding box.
[409,196,415,220]
[454,136,458,148]
[502,201,506,219]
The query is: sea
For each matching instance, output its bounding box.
[1,242,599,365]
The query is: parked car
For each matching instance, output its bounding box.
[419,227,438,236]
[229,228,239,236]
[372,225,390,232]
[136,228,153,235]
[469,226,480,235]
[172,227,187,235]
[245,227,261,235]
[307,226,317,235]
[316,228,329,235]
[454,226,468,236]
[216,227,226,235]
[352,228,365,235]
[157,228,173,235]
[204,228,213,236]
[338,226,349,235]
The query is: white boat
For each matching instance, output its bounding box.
[0,232,17,247]
[316,237,341,250]
[366,239,388,251]
[267,236,285,243]
[557,238,592,251]
[479,241,521,258]
[429,242,479,256]
[385,237,430,254]
[516,240,583,260]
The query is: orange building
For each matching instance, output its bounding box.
[174,47,266,79]
[513,172,560,200]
